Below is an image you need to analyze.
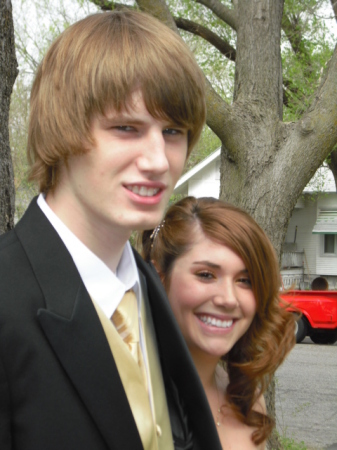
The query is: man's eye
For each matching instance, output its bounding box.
[115,125,135,132]
[163,128,184,136]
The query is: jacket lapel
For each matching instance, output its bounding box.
[15,198,143,450]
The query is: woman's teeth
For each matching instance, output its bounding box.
[199,315,233,329]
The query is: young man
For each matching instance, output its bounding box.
[0,10,222,450]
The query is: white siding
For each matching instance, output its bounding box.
[187,161,220,198]
[316,194,337,275]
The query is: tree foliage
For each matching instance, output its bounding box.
[9,0,99,219]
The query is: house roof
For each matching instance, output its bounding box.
[174,148,336,194]
[312,210,337,234]
[174,148,220,195]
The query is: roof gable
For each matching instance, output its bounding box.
[174,148,336,195]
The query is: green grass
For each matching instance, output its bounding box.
[279,436,308,449]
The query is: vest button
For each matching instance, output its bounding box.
[156,424,162,437]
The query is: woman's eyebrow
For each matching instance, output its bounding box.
[192,261,221,269]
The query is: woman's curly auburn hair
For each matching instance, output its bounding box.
[142,196,295,445]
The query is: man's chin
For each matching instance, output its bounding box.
[132,217,164,233]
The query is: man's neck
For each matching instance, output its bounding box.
[45,192,130,273]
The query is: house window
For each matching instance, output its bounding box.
[323,234,337,255]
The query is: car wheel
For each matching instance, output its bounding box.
[294,315,308,343]
[310,332,337,345]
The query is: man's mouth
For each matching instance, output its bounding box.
[126,185,161,197]
[198,315,234,329]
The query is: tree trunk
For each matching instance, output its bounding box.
[0,0,18,235]
[217,0,337,255]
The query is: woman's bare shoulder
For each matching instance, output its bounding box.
[253,392,267,415]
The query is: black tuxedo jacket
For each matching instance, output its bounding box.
[0,198,221,450]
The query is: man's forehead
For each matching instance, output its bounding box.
[100,91,176,125]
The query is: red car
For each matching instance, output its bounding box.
[280,290,337,344]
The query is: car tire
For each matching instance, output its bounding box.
[294,315,308,343]
[310,332,337,345]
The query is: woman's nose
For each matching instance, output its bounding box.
[213,282,238,309]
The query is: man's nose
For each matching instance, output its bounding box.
[137,130,169,174]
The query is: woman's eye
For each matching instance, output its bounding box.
[196,271,214,280]
[238,277,252,287]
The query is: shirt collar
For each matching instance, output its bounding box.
[37,194,140,318]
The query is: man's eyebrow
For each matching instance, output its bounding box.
[101,114,140,122]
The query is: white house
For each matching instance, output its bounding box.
[174,149,337,290]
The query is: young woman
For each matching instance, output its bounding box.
[142,196,295,449]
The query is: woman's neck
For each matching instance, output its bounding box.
[190,350,220,389]
[191,351,228,432]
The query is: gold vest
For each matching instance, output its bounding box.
[92,288,173,450]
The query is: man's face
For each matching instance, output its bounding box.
[52,91,188,247]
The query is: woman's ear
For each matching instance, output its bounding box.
[151,260,165,284]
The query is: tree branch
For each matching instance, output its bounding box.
[195,0,238,31]
[89,0,128,11]
[175,17,236,61]
[136,0,178,30]
[134,0,232,141]
[15,41,39,71]
[282,77,306,111]
[204,78,232,143]
[286,45,337,178]
[281,13,304,56]
[176,15,292,108]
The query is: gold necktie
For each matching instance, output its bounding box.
[111,290,140,364]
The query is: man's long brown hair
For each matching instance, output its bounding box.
[28,11,206,193]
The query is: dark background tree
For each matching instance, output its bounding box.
[0,0,18,235]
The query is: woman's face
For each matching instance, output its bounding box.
[166,230,257,363]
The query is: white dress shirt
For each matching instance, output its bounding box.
[37,194,140,317]
[37,194,158,415]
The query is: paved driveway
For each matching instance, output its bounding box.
[275,337,337,449]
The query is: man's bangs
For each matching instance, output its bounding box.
[142,84,196,129]
[94,67,199,131]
